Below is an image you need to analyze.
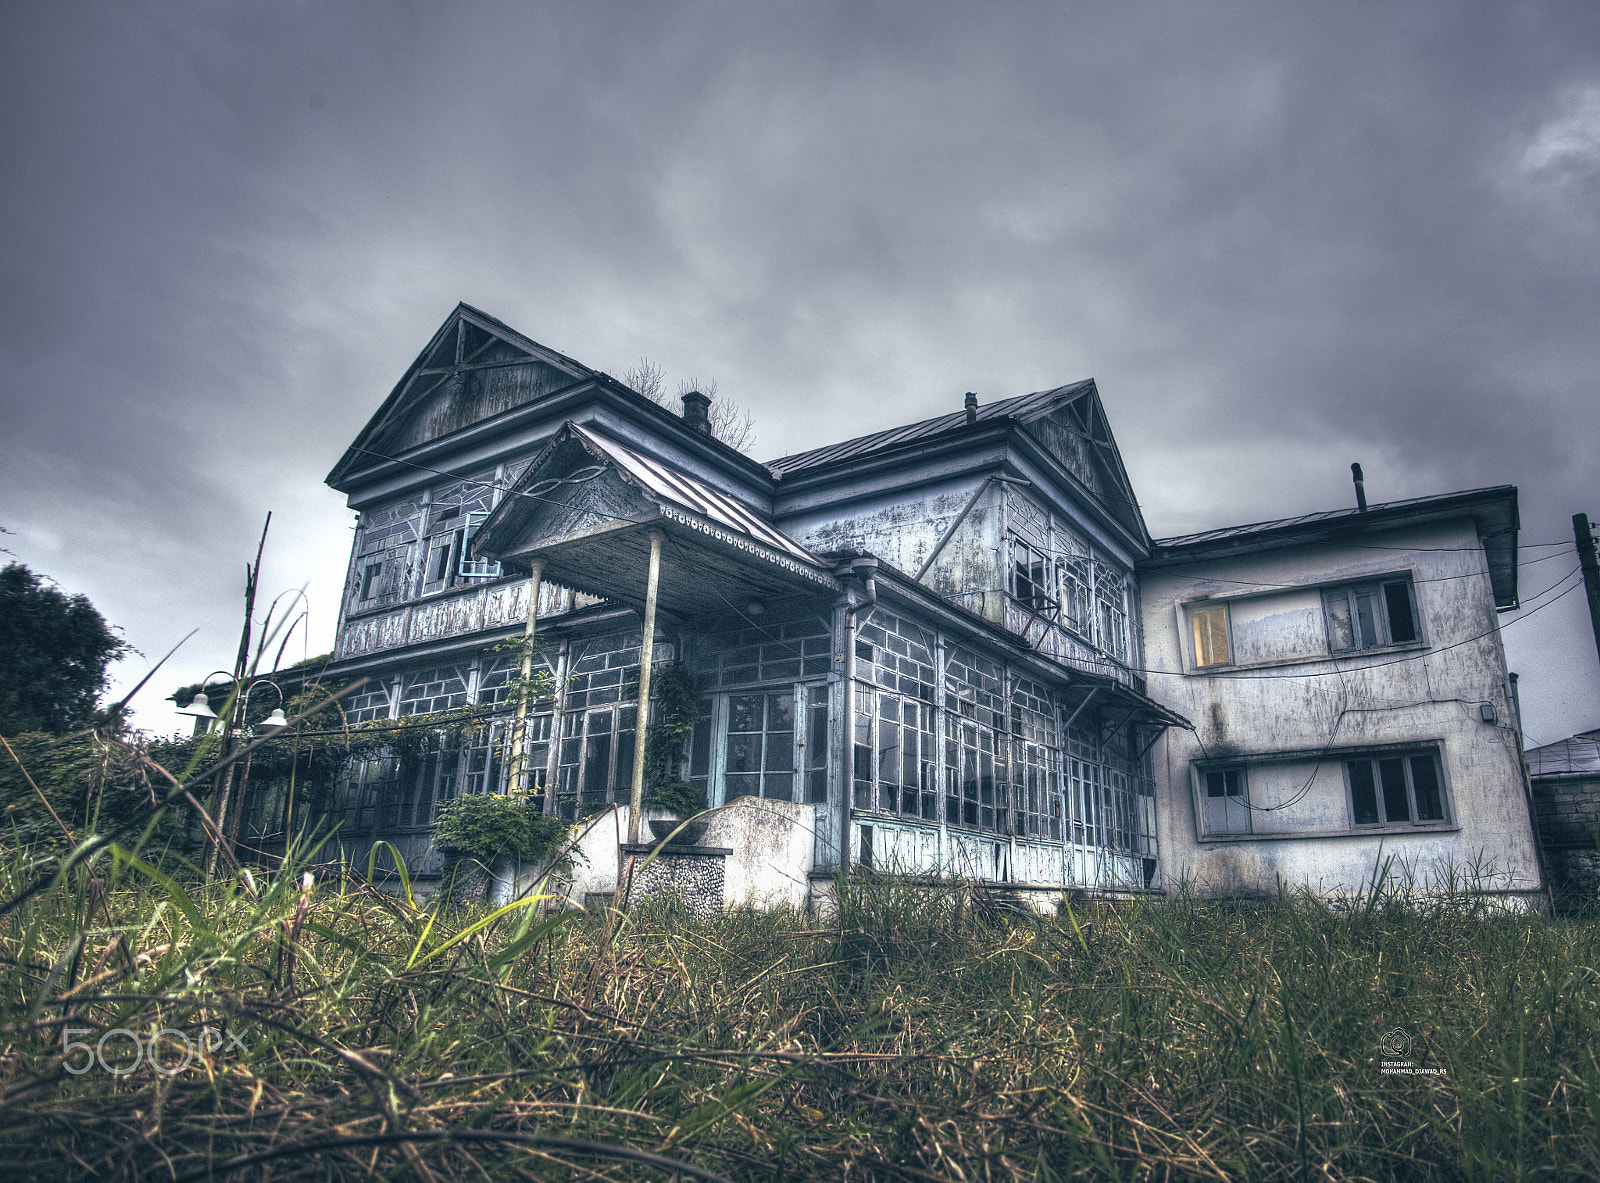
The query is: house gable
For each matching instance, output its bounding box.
[1015,384,1146,543]
[326,303,595,489]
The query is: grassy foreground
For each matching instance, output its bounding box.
[1,847,1597,1181]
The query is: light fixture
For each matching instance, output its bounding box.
[260,707,290,729]
[746,601,765,615]
[177,691,218,720]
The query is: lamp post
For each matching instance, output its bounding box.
[177,673,288,873]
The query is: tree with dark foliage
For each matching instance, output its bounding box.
[0,562,128,735]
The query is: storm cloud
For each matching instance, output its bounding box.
[3,1,1598,741]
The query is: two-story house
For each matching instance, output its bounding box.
[283,302,1543,908]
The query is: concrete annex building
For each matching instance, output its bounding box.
[300,303,1544,909]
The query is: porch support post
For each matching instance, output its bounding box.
[627,530,665,845]
[508,557,545,796]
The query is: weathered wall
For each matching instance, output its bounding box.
[541,800,816,912]
[1141,517,1542,899]
[782,477,1006,621]
[1533,773,1600,905]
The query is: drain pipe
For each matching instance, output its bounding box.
[837,555,878,878]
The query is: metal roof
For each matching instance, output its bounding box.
[1527,729,1600,778]
[765,382,1093,478]
[569,424,826,571]
[1153,487,1516,550]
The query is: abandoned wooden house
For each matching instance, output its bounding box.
[258,302,1545,909]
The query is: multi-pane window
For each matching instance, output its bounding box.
[554,703,636,819]
[687,697,714,804]
[1069,756,1101,846]
[692,610,832,687]
[946,718,1002,831]
[1201,767,1250,835]
[1347,751,1447,827]
[856,690,936,820]
[344,684,393,724]
[1190,604,1230,668]
[389,743,460,830]
[1010,678,1061,840]
[725,691,796,800]
[337,755,395,837]
[1060,552,1092,636]
[399,666,469,716]
[1096,566,1130,663]
[801,692,828,804]
[1010,538,1056,611]
[1323,579,1419,653]
[857,610,937,702]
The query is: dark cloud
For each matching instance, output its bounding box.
[2,1,1598,741]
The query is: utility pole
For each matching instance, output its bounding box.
[1575,513,1600,671]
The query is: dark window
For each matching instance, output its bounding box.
[360,563,382,600]
[724,690,795,801]
[1010,538,1055,611]
[1347,751,1447,827]
[1323,579,1419,653]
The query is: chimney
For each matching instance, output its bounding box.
[1351,462,1368,512]
[964,392,978,425]
[681,390,711,435]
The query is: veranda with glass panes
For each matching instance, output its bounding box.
[843,604,1156,878]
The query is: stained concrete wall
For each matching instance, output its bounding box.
[1140,517,1542,900]
[537,799,816,913]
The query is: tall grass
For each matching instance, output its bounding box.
[1,831,1597,1181]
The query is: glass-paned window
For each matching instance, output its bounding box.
[725,690,795,801]
[344,684,393,724]
[399,666,470,716]
[1010,537,1056,611]
[946,719,1002,832]
[1323,579,1419,653]
[1202,767,1250,835]
[1010,676,1062,840]
[1347,751,1447,827]
[867,691,936,820]
[687,696,715,804]
[803,690,828,803]
[1060,552,1092,637]
[554,703,637,819]
[1070,757,1101,847]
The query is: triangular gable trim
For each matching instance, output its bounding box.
[474,422,833,585]
[326,303,596,488]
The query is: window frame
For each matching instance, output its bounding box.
[1188,603,1231,668]
[1177,569,1427,675]
[1344,749,1451,831]
[1322,577,1421,655]
[1198,765,1251,837]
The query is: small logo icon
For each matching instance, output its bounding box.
[1380,1027,1411,1058]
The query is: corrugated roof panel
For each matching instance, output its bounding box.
[570,424,825,570]
[1527,730,1600,778]
[766,382,1091,477]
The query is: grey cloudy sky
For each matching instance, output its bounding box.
[3,1,1598,744]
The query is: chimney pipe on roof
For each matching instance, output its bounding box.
[681,390,711,436]
[1351,462,1368,512]
[964,392,978,426]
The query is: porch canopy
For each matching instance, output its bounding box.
[471,421,841,616]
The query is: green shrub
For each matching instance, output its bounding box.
[432,792,569,866]
[640,779,706,817]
